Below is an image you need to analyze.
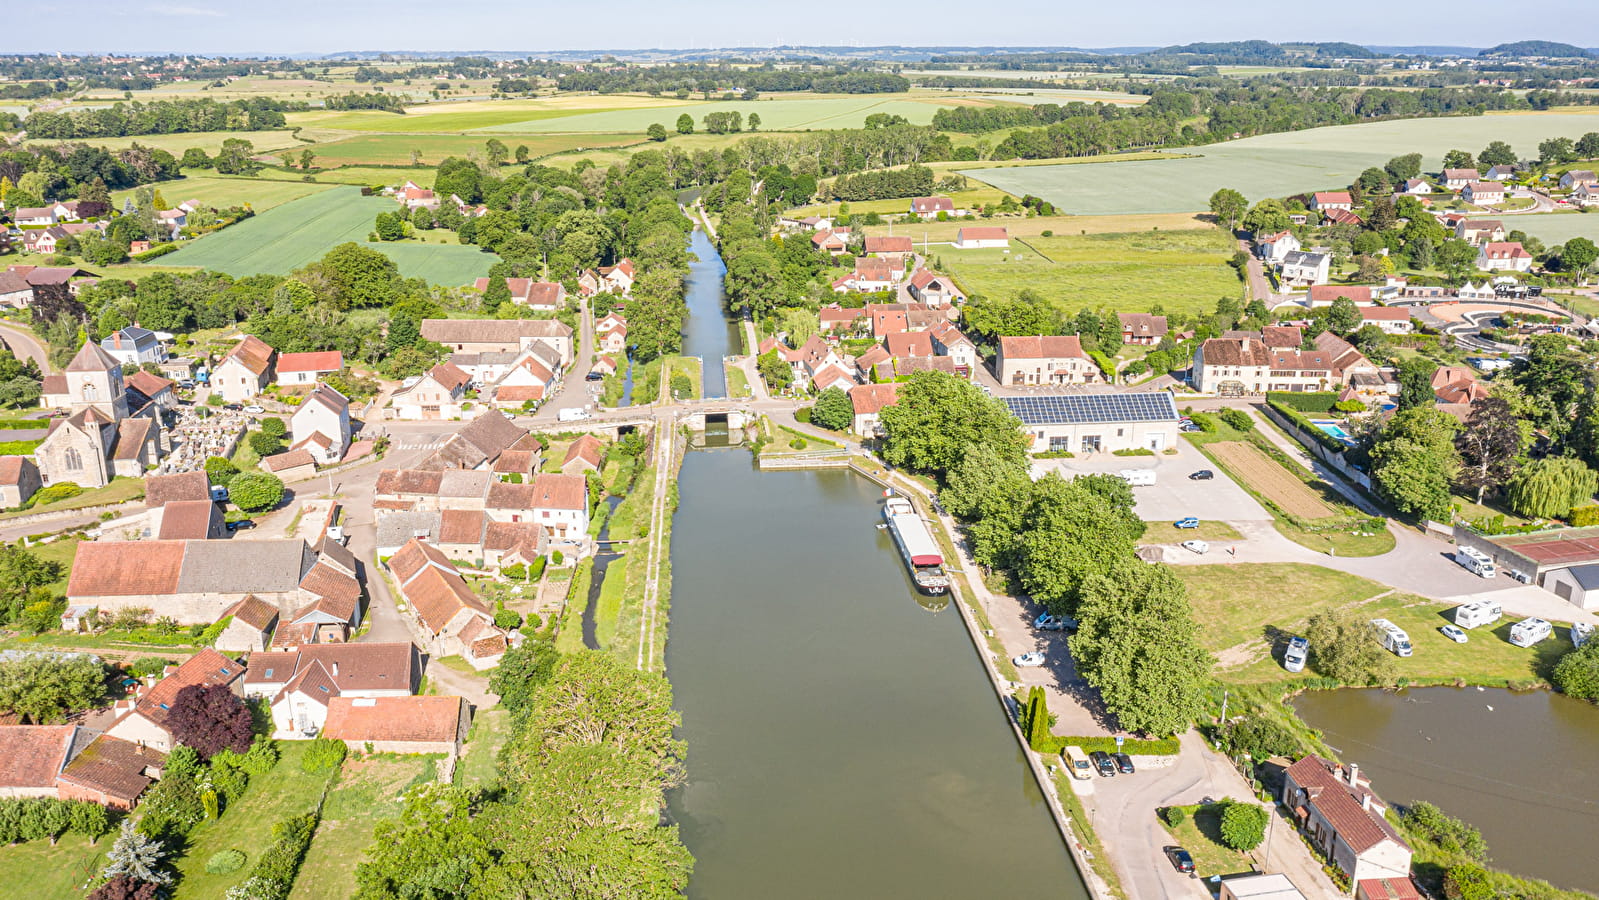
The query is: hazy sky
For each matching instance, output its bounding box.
[6,1,1599,56]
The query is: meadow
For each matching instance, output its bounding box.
[25,129,303,156]
[1497,212,1599,245]
[937,226,1239,314]
[291,132,637,167]
[858,211,1212,240]
[111,175,334,212]
[155,186,497,284]
[479,95,964,134]
[962,110,1599,214]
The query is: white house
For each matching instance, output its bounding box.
[1442,168,1481,190]
[1255,230,1301,264]
[847,383,899,437]
[1358,306,1415,335]
[1279,250,1331,287]
[1575,183,1599,208]
[1462,181,1505,206]
[1003,391,1179,454]
[275,351,343,387]
[1282,756,1413,887]
[1399,178,1433,195]
[212,335,275,404]
[910,197,957,219]
[390,362,471,420]
[1485,164,1518,181]
[100,327,163,367]
[995,335,1100,386]
[243,643,419,739]
[1560,170,1597,190]
[1309,191,1353,212]
[1476,241,1533,273]
[953,226,1009,249]
[290,383,351,465]
[929,321,978,376]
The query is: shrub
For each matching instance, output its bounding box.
[228,471,285,513]
[1161,806,1186,828]
[793,405,811,423]
[241,736,279,776]
[206,849,247,875]
[1571,505,1599,527]
[247,430,285,457]
[1442,863,1496,900]
[1552,642,1599,701]
[551,550,564,566]
[230,812,318,900]
[1225,714,1307,761]
[1266,400,1346,453]
[1033,735,1181,755]
[791,437,808,450]
[1112,448,1155,456]
[29,482,83,508]
[494,609,523,630]
[1401,801,1488,861]
[1218,800,1269,850]
[300,737,347,774]
[1218,408,1253,431]
[1265,391,1340,413]
[204,456,238,486]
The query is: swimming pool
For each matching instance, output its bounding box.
[1311,420,1352,441]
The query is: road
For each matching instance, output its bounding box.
[0,322,52,373]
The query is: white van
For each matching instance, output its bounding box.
[1371,618,1413,657]
[1453,600,1503,630]
[1454,546,1497,578]
[557,407,592,422]
[1509,617,1553,648]
[1063,746,1093,781]
[1119,469,1156,487]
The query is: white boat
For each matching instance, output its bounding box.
[882,496,951,595]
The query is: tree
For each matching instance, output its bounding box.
[203,456,238,486]
[0,545,65,627]
[247,430,285,457]
[1561,236,1599,273]
[755,350,789,393]
[1396,356,1438,411]
[1478,141,1517,168]
[1552,641,1599,701]
[1442,149,1476,171]
[646,123,668,142]
[213,138,260,176]
[180,148,212,169]
[1539,137,1577,166]
[101,820,173,886]
[1436,239,1479,277]
[879,371,1028,480]
[1384,153,1423,182]
[373,211,405,241]
[675,113,694,135]
[484,138,509,164]
[228,471,284,513]
[1218,802,1269,851]
[1369,408,1460,522]
[1455,397,1528,503]
[1068,560,1211,735]
[166,684,252,760]
[1326,295,1361,334]
[298,148,315,170]
[354,784,494,900]
[1208,188,1246,230]
[0,654,108,723]
[1578,132,1599,160]
[1442,863,1496,900]
[1242,198,1290,235]
[487,640,559,719]
[747,113,761,132]
[1506,456,1599,519]
[810,387,854,432]
[940,442,1034,568]
[1305,607,1395,684]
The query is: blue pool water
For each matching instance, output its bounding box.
[1312,420,1352,441]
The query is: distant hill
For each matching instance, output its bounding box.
[1136,40,1382,64]
[1369,45,1485,57]
[1481,40,1594,58]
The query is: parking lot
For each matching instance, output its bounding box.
[1029,439,1271,525]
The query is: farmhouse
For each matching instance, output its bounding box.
[994,335,1100,386]
[864,235,913,259]
[290,383,352,465]
[1118,313,1169,345]
[811,228,851,255]
[420,319,573,367]
[473,278,565,311]
[0,725,165,810]
[1278,251,1331,287]
[1309,192,1353,212]
[213,335,276,404]
[1398,178,1433,195]
[105,649,246,753]
[322,695,471,757]
[1193,332,1372,396]
[1442,168,1481,190]
[910,197,957,219]
[275,350,343,386]
[243,642,420,738]
[1281,756,1413,886]
[1456,219,1506,245]
[1462,181,1505,205]
[908,268,961,307]
[847,383,899,437]
[387,539,509,668]
[1004,391,1179,454]
[1254,230,1301,264]
[833,257,897,292]
[953,226,1008,249]
[1476,241,1533,272]
[390,362,471,420]
[562,434,604,476]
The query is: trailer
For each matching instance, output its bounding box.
[1454,546,1497,579]
[1453,600,1503,630]
[1509,617,1553,648]
[1119,469,1156,487]
[1371,618,1413,657]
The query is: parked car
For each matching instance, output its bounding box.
[1440,624,1469,644]
[1181,539,1210,555]
[1189,470,1214,480]
[1113,752,1135,774]
[1013,652,1047,667]
[585,372,604,382]
[1089,750,1116,777]
[1034,614,1067,632]
[243,405,265,414]
[1164,846,1196,875]
[225,520,255,532]
[1283,635,1309,672]
[1174,517,1200,530]
[223,403,242,411]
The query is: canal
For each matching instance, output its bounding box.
[1295,687,1599,894]
[663,229,1085,897]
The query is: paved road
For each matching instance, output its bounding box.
[0,322,52,373]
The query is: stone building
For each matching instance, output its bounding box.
[35,341,162,489]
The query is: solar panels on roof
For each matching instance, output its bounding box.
[1002,392,1179,426]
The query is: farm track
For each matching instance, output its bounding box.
[1208,440,1335,520]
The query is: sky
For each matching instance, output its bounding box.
[4,1,1599,56]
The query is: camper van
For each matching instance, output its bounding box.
[1572,622,1595,649]
[1454,546,1497,579]
[1453,600,1503,630]
[1283,636,1309,673]
[556,407,592,422]
[1119,469,1156,487]
[1063,746,1093,781]
[1509,617,1553,648]
[1371,618,1413,657]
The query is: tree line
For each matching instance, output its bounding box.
[23,98,294,139]
[553,63,907,95]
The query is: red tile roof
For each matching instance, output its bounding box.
[132,649,245,729]
[1285,755,1407,856]
[438,509,486,545]
[1312,191,1353,205]
[957,226,1008,241]
[126,370,174,398]
[222,335,275,376]
[222,595,280,631]
[999,335,1086,360]
[263,448,317,473]
[1360,306,1411,321]
[911,197,954,213]
[0,455,30,486]
[322,695,465,745]
[56,734,164,804]
[531,473,587,511]
[0,726,75,789]
[67,541,186,596]
[1481,241,1531,260]
[144,471,211,509]
[275,351,343,373]
[376,469,444,496]
[157,499,218,540]
[563,434,604,471]
[864,236,912,254]
[885,331,935,359]
[848,383,899,416]
[1357,877,1422,900]
[1307,285,1376,304]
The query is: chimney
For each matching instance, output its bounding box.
[1240,337,1251,351]
[1362,793,1373,811]
[113,333,122,349]
[1347,762,1360,787]
[332,662,339,677]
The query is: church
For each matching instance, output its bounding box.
[36,341,166,489]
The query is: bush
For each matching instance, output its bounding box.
[247,430,285,457]
[1401,801,1488,861]
[300,737,347,774]
[1552,642,1599,701]
[28,482,84,508]
[1225,714,1307,761]
[1218,800,1269,850]
[1218,408,1253,431]
[206,849,247,875]
[1571,505,1599,527]
[228,812,317,900]
[1112,448,1154,456]
[1265,391,1340,413]
[204,456,238,486]
[1036,735,1181,755]
[790,437,807,450]
[793,406,811,423]
[1161,806,1186,828]
[1267,400,1346,453]
[493,609,523,630]
[228,472,285,513]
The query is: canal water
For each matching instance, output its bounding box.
[1294,687,1599,893]
[680,227,739,399]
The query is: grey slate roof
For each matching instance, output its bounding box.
[376,511,441,550]
[174,540,316,594]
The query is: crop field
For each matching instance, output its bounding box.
[25,129,303,156]
[939,227,1238,314]
[1206,441,1335,520]
[962,110,1599,214]
[860,211,1212,240]
[480,95,965,134]
[1498,212,1599,246]
[156,186,496,284]
[296,132,636,167]
[110,175,333,212]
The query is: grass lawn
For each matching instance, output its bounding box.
[1158,804,1257,880]
[857,211,1213,241]
[0,477,145,520]
[667,356,703,400]
[939,227,1239,315]
[153,187,499,285]
[289,754,434,900]
[0,832,108,898]
[726,365,752,398]
[1142,519,1243,544]
[555,558,593,654]
[1183,562,1575,685]
[111,175,335,213]
[173,742,339,899]
[456,708,511,788]
[961,110,1599,214]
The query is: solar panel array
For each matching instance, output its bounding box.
[1002,392,1178,426]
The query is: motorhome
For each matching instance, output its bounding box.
[1119,469,1156,487]
[1454,546,1497,578]
[1509,617,1553,648]
[1572,622,1594,649]
[1283,636,1309,673]
[557,407,592,422]
[1372,618,1413,657]
[1453,600,1503,630]
[1063,746,1093,781]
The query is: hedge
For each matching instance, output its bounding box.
[1266,400,1346,454]
[1038,735,1181,755]
[1265,391,1340,414]
[227,812,318,900]
[132,243,181,262]
[0,439,43,455]
[0,419,44,430]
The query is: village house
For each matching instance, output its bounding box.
[819,305,867,334]
[1323,209,1364,227]
[473,277,566,311]
[598,322,628,355]
[847,383,899,437]
[597,259,635,294]
[1462,181,1505,206]
[833,257,899,293]
[290,383,352,465]
[419,410,533,472]
[213,595,281,652]
[994,335,1100,386]
[1575,182,1599,208]
[262,448,319,482]
[22,227,67,255]
[952,226,1008,249]
[562,434,604,476]
[1281,756,1413,886]
[395,181,438,209]
[1398,177,1433,195]
[0,724,165,810]
[909,197,957,219]
[1193,331,1373,395]
[1442,168,1481,190]
[105,649,246,752]
[12,206,60,227]
[243,642,420,739]
[907,268,961,307]
[390,362,472,420]
[929,321,977,376]
[1309,191,1353,212]
[863,235,913,260]
[1484,164,1517,181]
[212,335,276,404]
[1254,230,1301,264]
[0,456,42,508]
[810,228,852,255]
[812,364,857,392]
[1305,284,1378,306]
[274,350,343,387]
[1279,250,1331,287]
[867,303,910,338]
[387,539,509,668]
[100,327,164,367]
[1004,391,1180,454]
[1456,219,1506,245]
[420,319,574,368]
[321,695,471,757]
[0,271,32,308]
[1359,306,1415,335]
[1118,313,1169,345]
[1560,170,1597,190]
[1476,241,1534,272]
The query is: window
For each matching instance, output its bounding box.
[1049,437,1069,452]
[64,448,82,471]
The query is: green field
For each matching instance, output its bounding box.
[27,129,303,156]
[111,175,334,212]
[940,227,1239,313]
[481,96,956,134]
[156,186,497,284]
[298,132,637,166]
[1498,212,1599,245]
[293,106,623,132]
[963,110,1599,214]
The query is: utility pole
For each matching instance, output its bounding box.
[1218,690,1229,727]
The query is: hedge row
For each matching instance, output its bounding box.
[1265,391,1340,414]
[1037,735,1181,756]
[132,243,181,262]
[0,419,44,430]
[225,812,318,900]
[1265,400,1346,454]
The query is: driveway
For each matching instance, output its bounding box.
[1030,440,1271,524]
